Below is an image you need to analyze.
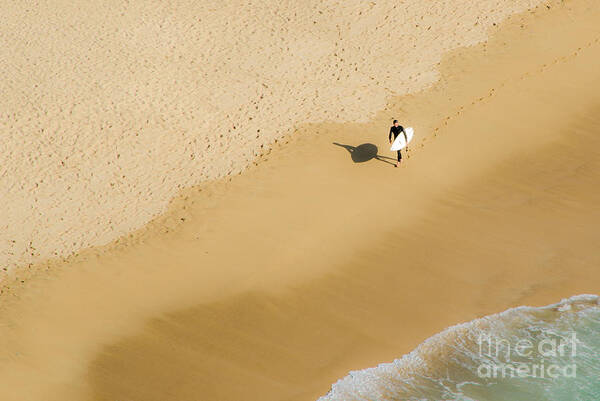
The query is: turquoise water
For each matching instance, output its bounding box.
[318,295,600,401]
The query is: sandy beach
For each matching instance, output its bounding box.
[1,0,544,271]
[1,0,600,400]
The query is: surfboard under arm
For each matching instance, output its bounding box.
[390,127,414,151]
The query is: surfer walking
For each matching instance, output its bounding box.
[389,120,406,167]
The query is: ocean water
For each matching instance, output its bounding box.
[318,295,600,401]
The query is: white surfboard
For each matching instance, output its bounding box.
[390,127,414,151]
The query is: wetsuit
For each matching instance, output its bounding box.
[389,125,405,161]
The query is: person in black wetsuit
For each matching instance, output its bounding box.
[388,120,406,167]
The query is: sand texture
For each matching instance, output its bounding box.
[0,0,599,400]
[0,0,544,271]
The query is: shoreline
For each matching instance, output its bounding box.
[1,1,600,400]
[318,294,600,400]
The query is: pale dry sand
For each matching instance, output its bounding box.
[1,0,600,401]
[0,0,545,271]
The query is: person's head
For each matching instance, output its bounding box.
[393,119,398,127]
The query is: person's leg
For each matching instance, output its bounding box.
[396,150,402,167]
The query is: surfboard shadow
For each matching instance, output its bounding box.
[333,142,396,166]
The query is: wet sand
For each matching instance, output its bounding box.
[1,1,600,400]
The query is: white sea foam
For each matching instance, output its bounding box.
[318,295,600,401]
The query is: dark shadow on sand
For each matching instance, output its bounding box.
[333,142,397,166]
